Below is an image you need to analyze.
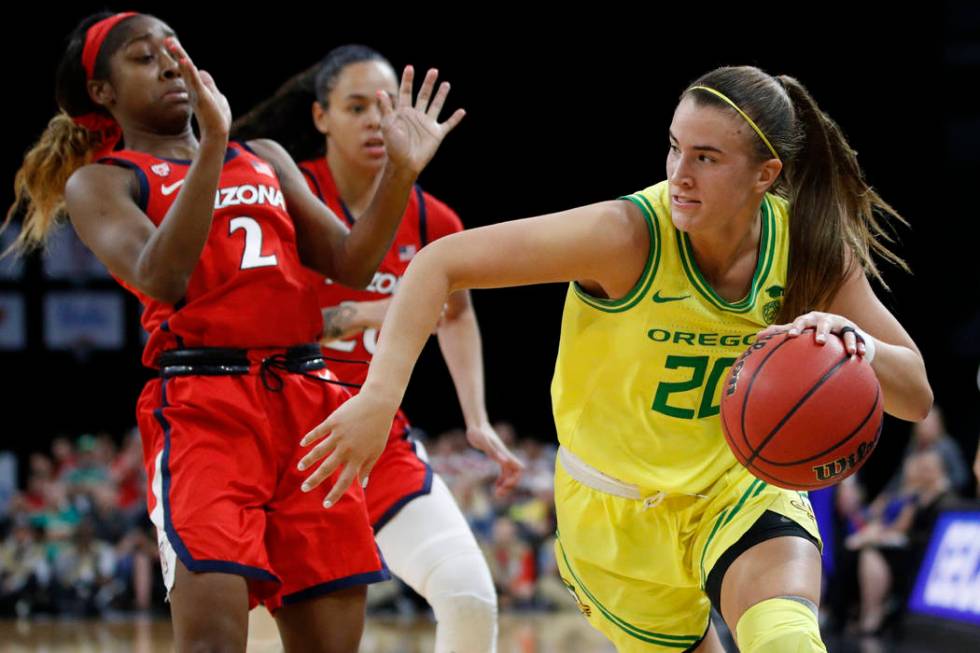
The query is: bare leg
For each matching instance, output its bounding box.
[693,623,726,652]
[274,585,367,653]
[719,536,823,648]
[857,548,891,634]
[133,551,152,611]
[169,559,250,653]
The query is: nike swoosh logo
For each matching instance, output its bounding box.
[160,179,185,196]
[652,291,690,303]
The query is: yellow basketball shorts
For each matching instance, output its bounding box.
[554,454,822,652]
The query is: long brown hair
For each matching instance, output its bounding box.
[2,12,140,257]
[683,66,908,321]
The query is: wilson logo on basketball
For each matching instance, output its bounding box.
[812,435,879,483]
[720,329,884,491]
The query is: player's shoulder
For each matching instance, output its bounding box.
[239,138,290,169]
[621,180,670,213]
[65,160,140,203]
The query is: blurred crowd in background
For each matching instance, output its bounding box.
[0,408,977,639]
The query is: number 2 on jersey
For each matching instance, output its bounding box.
[229,217,278,270]
[652,355,736,419]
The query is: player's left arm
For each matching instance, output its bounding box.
[437,289,523,496]
[778,265,933,422]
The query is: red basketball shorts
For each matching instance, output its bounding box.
[363,408,433,532]
[136,357,388,611]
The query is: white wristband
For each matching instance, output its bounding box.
[850,325,876,364]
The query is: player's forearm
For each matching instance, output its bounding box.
[869,340,933,422]
[335,163,417,288]
[437,298,490,429]
[136,136,227,302]
[361,243,452,410]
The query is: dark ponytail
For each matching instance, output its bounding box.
[776,75,908,319]
[231,44,390,162]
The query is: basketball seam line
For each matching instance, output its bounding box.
[754,386,881,466]
[745,353,850,466]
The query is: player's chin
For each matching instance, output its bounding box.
[154,108,193,135]
[360,151,388,170]
[669,210,701,234]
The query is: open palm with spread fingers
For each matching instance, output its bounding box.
[380,66,465,175]
[297,391,397,509]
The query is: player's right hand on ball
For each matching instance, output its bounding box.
[297,392,397,508]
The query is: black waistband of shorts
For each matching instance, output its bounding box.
[157,344,325,378]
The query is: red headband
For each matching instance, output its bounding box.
[81,12,138,80]
[74,12,137,160]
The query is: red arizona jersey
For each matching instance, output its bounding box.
[103,143,322,367]
[298,157,463,386]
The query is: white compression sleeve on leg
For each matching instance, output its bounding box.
[375,473,498,653]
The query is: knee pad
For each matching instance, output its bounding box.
[424,550,498,653]
[375,475,498,652]
[735,597,826,653]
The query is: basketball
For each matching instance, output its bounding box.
[720,328,883,490]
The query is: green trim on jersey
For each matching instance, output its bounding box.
[557,535,702,648]
[677,196,775,313]
[572,194,660,313]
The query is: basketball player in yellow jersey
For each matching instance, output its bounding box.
[297,66,933,652]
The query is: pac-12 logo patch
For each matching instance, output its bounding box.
[150,162,171,177]
[252,161,275,178]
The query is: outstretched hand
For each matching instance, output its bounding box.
[465,423,524,497]
[379,66,465,175]
[297,392,397,508]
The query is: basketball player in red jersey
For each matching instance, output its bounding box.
[233,46,522,652]
[5,13,462,652]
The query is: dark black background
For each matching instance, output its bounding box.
[2,3,976,497]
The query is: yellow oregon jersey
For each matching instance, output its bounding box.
[551,180,790,494]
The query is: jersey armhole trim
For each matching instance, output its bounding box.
[96,157,149,212]
[300,166,325,202]
[415,185,429,247]
[571,194,660,313]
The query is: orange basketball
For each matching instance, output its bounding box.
[720,328,883,490]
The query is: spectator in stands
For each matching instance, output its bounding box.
[881,405,969,494]
[847,449,954,635]
[484,516,536,610]
[0,517,51,616]
[53,518,118,616]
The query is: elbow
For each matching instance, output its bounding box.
[330,265,373,290]
[134,261,189,305]
[892,380,934,423]
[322,246,374,290]
[345,267,375,290]
[143,278,188,305]
[911,383,934,423]
[908,356,934,422]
